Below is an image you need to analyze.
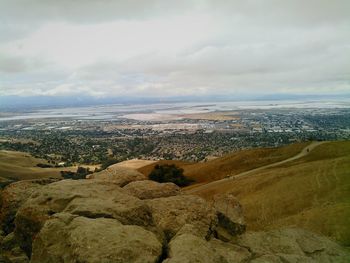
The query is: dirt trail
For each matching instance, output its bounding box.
[185,141,326,194]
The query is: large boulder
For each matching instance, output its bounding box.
[147,195,217,240]
[14,179,155,256]
[164,233,218,263]
[87,165,146,186]
[0,179,56,234]
[209,238,252,263]
[237,228,350,262]
[123,180,180,199]
[164,233,251,263]
[212,192,246,238]
[31,213,163,263]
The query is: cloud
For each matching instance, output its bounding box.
[0,0,349,98]
[0,0,192,24]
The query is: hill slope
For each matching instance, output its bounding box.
[0,150,79,180]
[185,141,350,246]
[138,142,309,184]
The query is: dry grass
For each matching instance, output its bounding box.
[112,159,156,169]
[189,141,350,246]
[0,150,76,180]
[184,142,309,184]
[138,143,309,184]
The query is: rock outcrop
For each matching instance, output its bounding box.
[164,233,251,263]
[31,213,163,263]
[123,180,180,199]
[237,227,350,262]
[0,169,349,263]
[14,179,155,255]
[86,165,146,186]
[212,192,246,240]
[147,195,217,240]
[0,179,57,234]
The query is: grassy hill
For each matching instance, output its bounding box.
[185,141,350,246]
[0,150,79,180]
[138,142,309,184]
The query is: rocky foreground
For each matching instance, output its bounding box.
[0,167,349,262]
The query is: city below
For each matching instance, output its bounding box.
[1,100,349,166]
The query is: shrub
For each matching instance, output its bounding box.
[101,158,119,170]
[36,163,53,168]
[60,166,92,180]
[149,164,193,187]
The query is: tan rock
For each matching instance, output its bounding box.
[147,195,217,240]
[164,233,218,263]
[209,238,251,263]
[164,234,250,263]
[31,213,163,263]
[212,192,246,236]
[0,179,56,234]
[123,180,180,199]
[14,179,154,256]
[87,165,146,186]
[237,228,350,262]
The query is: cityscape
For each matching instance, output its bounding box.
[1,101,349,165]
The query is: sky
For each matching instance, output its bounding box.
[0,0,349,100]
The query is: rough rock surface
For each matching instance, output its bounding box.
[0,231,29,263]
[0,179,56,234]
[212,192,246,237]
[87,165,146,186]
[164,233,251,263]
[0,173,348,263]
[31,213,163,263]
[0,177,14,189]
[164,233,218,263]
[123,180,180,199]
[147,194,218,240]
[14,179,154,256]
[237,228,350,262]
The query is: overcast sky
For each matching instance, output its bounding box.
[0,0,349,99]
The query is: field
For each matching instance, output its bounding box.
[0,150,85,180]
[184,141,350,246]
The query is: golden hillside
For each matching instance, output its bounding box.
[138,142,309,184]
[0,150,88,180]
[184,141,350,246]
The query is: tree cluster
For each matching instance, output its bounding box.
[149,164,193,187]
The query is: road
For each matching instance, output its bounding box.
[185,141,326,194]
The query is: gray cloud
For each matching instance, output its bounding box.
[0,0,349,98]
[0,0,192,24]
